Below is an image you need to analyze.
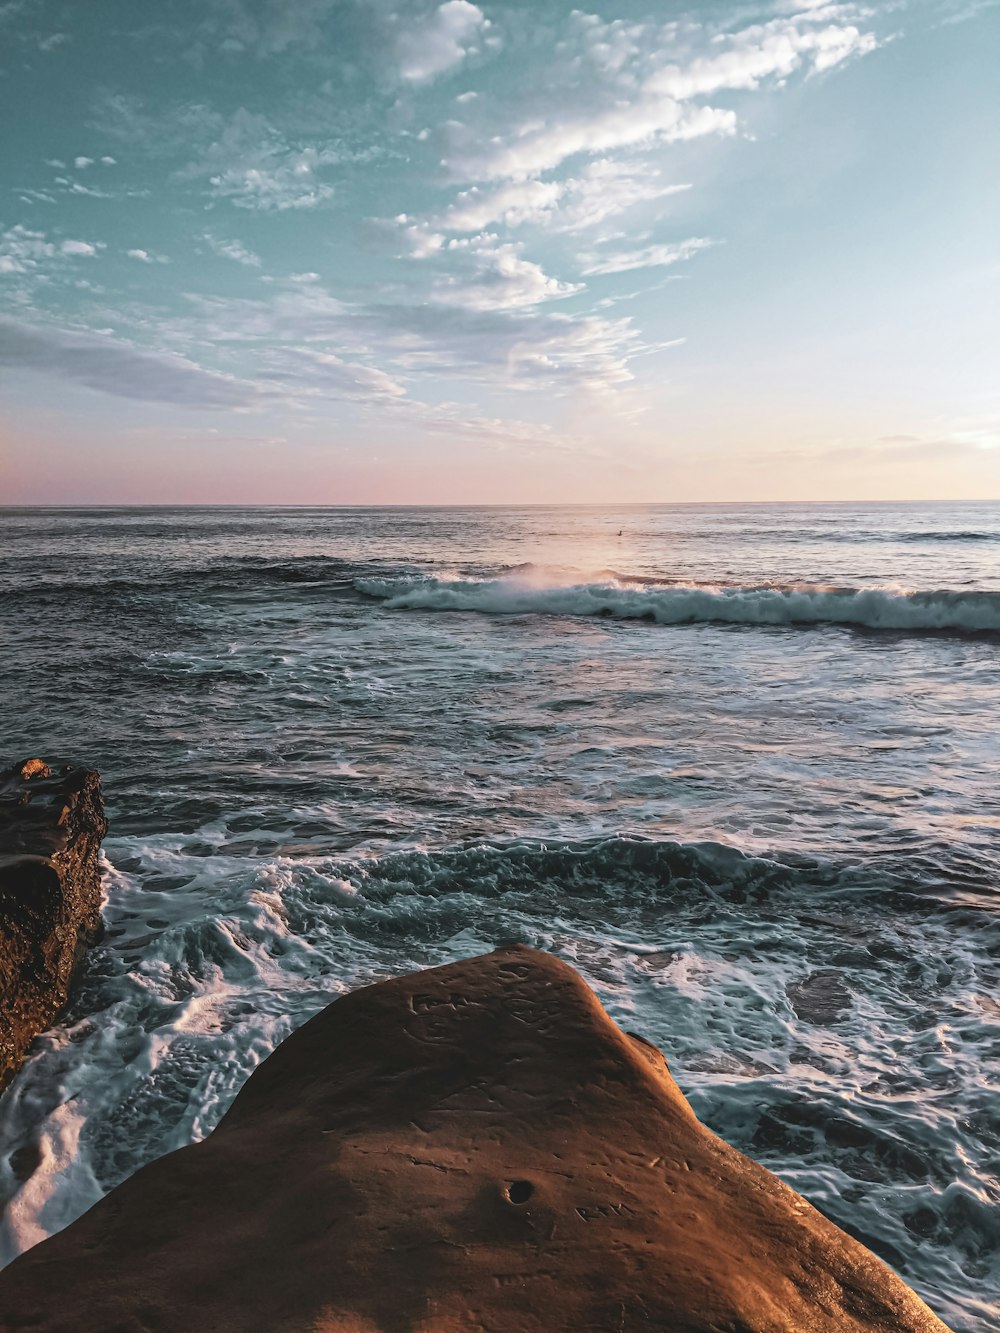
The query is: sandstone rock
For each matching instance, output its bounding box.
[0,759,108,1092]
[0,945,951,1331]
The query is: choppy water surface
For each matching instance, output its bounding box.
[0,502,998,1329]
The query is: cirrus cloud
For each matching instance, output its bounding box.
[0,315,274,410]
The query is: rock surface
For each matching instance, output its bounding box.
[0,759,108,1092]
[0,945,951,1332]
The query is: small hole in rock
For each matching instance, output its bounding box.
[505,1180,533,1205]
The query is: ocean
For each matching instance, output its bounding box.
[0,502,997,1329]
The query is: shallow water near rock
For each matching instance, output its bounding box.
[0,502,998,1330]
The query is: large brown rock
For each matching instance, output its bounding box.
[0,945,950,1332]
[0,759,108,1092]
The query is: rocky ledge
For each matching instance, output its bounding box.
[0,944,949,1331]
[0,759,108,1092]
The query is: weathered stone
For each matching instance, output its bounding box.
[0,945,950,1331]
[0,759,108,1092]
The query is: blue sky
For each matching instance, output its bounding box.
[1,0,997,502]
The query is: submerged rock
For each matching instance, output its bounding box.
[0,945,950,1331]
[0,759,108,1092]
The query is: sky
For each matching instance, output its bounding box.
[1,0,997,504]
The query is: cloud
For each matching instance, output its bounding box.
[0,226,102,273]
[179,107,339,210]
[60,239,101,256]
[178,282,350,344]
[67,181,114,198]
[127,248,169,264]
[169,272,638,399]
[209,160,334,211]
[429,236,582,310]
[937,0,1000,24]
[204,235,262,267]
[440,179,566,232]
[92,98,359,211]
[580,237,713,276]
[185,0,341,58]
[0,1,28,27]
[396,218,446,258]
[395,1,490,83]
[352,301,640,397]
[274,347,407,400]
[439,163,692,235]
[0,316,272,410]
[442,7,877,182]
[392,397,597,456]
[644,17,877,100]
[0,225,56,273]
[74,156,94,170]
[445,101,736,184]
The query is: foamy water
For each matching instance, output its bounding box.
[359,570,1000,632]
[0,503,997,1330]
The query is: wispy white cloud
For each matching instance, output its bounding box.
[179,108,341,210]
[937,0,1000,25]
[93,98,361,210]
[444,100,735,184]
[355,301,641,397]
[127,248,169,264]
[580,237,713,276]
[440,163,692,235]
[0,315,274,409]
[429,236,582,310]
[442,6,878,182]
[208,160,334,211]
[273,347,407,400]
[440,179,565,233]
[203,234,262,267]
[162,271,638,399]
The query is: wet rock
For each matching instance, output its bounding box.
[0,945,951,1331]
[0,759,109,1092]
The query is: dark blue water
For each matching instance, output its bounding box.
[1,503,997,1329]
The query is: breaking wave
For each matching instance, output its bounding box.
[357,574,1000,634]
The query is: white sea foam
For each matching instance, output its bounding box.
[0,1100,91,1261]
[357,574,1000,633]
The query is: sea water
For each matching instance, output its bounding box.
[0,502,997,1330]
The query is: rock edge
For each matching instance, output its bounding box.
[0,759,108,1092]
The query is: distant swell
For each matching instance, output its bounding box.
[356,575,1000,634]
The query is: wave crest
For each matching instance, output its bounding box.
[356,574,1000,634]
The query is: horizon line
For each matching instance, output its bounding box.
[2,497,998,511]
